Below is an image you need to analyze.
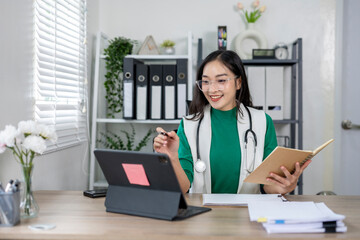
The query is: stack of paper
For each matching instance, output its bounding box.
[247,201,347,233]
[202,194,286,206]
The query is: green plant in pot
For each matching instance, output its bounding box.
[103,37,135,118]
[97,124,154,151]
[160,39,176,55]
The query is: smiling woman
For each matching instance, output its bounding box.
[197,61,240,112]
[152,50,310,195]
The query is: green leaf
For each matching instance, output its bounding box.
[97,126,153,152]
[121,130,133,151]
[245,10,250,22]
[134,128,154,151]
[103,36,136,117]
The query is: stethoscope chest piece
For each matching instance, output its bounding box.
[195,160,206,173]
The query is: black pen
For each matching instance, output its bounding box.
[160,131,175,140]
[160,131,169,137]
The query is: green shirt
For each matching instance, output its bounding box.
[177,106,278,193]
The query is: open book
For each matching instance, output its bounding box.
[244,139,334,185]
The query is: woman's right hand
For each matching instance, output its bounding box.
[153,127,179,159]
[154,127,190,194]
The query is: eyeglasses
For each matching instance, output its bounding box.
[196,76,238,92]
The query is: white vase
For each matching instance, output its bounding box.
[162,47,175,55]
[234,23,267,59]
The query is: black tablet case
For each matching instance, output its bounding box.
[94,149,210,221]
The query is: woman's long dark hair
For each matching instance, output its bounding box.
[187,50,253,120]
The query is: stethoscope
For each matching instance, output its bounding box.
[194,105,257,174]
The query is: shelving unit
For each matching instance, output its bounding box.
[243,38,303,194]
[89,35,303,193]
[96,118,181,124]
[89,32,193,189]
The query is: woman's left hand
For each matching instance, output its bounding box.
[263,160,312,194]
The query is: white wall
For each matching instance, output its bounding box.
[96,0,336,194]
[0,1,99,191]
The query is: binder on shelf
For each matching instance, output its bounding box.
[123,58,143,119]
[176,59,188,119]
[162,65,176,119]
[247,67,265,111]
[265,67,284,120]
[149,65,163,119]
[136,63,149,120]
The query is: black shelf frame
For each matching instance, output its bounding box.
[243,38,303,194]
[242,59,299,66]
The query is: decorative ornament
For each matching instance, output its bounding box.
[138,35,160,55]
[234,23,267,59]
[274,42,289,60]
[234,1,268,59]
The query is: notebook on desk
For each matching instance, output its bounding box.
[94,149,211,221]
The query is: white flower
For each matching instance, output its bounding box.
[18,120,39,135]
[0,120,57,165]
[22,135,46,154]
[38,124,57,143]
[0,143,6,153]
[0,125,19,147]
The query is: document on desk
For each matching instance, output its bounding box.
[202,194,285,206]
[248,201,347,233]
[262,221,347,233]
[248,201,345,223]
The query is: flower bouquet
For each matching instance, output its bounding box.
[236,0,266,23]
[0,120,57,218]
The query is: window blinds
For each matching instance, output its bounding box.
[34,0,88,150]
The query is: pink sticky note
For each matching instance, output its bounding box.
[122,163,150,186]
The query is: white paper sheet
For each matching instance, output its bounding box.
[264,226,347,234]
[202,194,285,206]
[248,201,345,223]
[262,220,345,230]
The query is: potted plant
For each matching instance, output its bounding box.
[103,37,136,118]
[160,39,176,55]
[97,124,154,151]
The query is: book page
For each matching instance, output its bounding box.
[312,139,334,155]
[299,139,334,166]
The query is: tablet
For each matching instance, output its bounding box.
[94,149,211,220]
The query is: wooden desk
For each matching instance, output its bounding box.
[0,191,359,239]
